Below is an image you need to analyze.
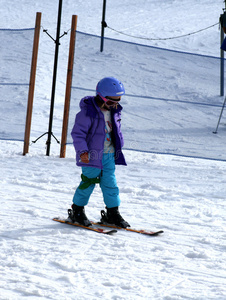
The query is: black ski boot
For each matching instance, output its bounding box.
[68,204,92,227]
[100,207,130,228]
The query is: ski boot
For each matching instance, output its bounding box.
[100,207,130,228]
[68,204,92,227]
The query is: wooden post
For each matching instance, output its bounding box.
[60,15,78,158]
[23,12,41,155]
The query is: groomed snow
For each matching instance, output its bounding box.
[1,0,226,299]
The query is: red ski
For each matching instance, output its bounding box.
[53,218,117,235]
[91,221,164,236]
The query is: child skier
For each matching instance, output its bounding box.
[68,77,130,228]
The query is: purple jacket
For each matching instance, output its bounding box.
[71,96,127,169]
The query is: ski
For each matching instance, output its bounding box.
[53,218,117,235]
[91,221,164,236]
[53,218,163,236]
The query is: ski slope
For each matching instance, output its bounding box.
[1,0,226,299]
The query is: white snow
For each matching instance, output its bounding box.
[1,0,226,299]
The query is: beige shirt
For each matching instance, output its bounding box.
[101,109,115,154]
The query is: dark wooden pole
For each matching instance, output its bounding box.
[60,15,78,158]
[23,12,41,155]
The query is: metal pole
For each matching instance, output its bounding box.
[220,25,224,96]
[213,95,226,134]
[46,0,63,156]
[100,0,107,52]
[221,0,226,96]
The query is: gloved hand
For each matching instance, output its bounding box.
[80,152,89,164]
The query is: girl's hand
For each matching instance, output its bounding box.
[80,152,89,164]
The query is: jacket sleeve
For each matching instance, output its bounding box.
[71,109,92,155]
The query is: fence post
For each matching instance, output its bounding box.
[60,15,78,158]
[23,12,41,155]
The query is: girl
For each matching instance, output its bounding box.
[68,77,130,228]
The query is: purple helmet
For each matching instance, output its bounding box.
[96,77,125,101]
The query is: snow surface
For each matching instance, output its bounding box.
[1,0,226,299]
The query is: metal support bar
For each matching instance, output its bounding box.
[213,96,226,134]
[220,25,224,96]
[46,0,63,156]
[100,0,107,52]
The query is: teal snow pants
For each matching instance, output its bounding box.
[73,152,120,208]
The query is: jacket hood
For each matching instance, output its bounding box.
[79,96,99,118]
[79,96,95,109]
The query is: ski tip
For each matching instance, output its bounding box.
[53,217,62,222]
[96,228,117,235]
[106,229,118,235]
[148,230,164,236]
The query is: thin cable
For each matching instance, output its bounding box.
[107,22,219,41]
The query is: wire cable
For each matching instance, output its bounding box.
[107,22,219,41]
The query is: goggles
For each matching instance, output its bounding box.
[101,96,121,107]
